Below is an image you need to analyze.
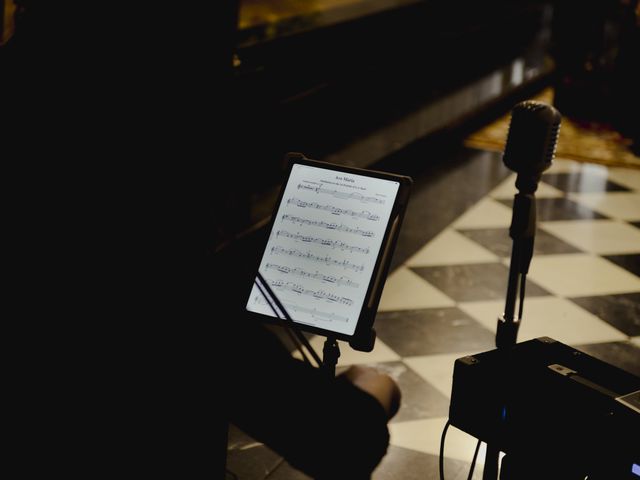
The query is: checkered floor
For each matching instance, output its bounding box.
[226,157,640,480]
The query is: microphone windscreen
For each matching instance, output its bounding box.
[503,101,561,177]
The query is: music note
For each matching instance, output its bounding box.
[286,197,381,221]
[253,296,349,323]
[270,246,365,272]
[265,263,360,288]
[281,214,375,237]
[275,230,370,254]
[269,278,354,306]
[297,183,385,204]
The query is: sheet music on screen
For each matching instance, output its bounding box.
[246,163,400,336]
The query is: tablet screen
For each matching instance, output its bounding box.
[246,162,400,336]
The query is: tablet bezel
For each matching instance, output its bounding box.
[246,152,412,350]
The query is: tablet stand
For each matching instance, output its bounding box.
[322,336,340,379]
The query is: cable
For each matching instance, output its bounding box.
[291,328,322,368]
[254,280,308,364]
[282,321,309,360]
[256,273,321,366]
[439,419,451,480]
[254,279,282,320]
[466,439,482,480]
[255,280,311,365]
[255,272,322,366]
[517,273,527,320]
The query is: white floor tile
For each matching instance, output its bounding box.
[490,173,564,199]
[568,192,640,221]
[404,351,481,399]
[378,267,455,312]
[389,417,489,465]
[458,296,628,346]
[527,253,640,296]
[540,220,640,255]
[406,229,499,267]
[607,167,640,191]
[545,158,581,173]
[547,158,609,176]
[292,336,400,366]
[451,198,513,230]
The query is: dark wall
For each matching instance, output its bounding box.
[552,0,639,142]
[214,0,554,250]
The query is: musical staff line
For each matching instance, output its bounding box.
[253,296,349,323]
[281,214,374,237]
[268,279,354,306]
[265,263,360,288]
[275,230,370,254]
[287,197,380,221]
[270,246,365,272]
[297,183,385,204]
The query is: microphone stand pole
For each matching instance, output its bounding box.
[483,182,537,480]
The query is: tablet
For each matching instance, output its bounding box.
[246,153,412,350]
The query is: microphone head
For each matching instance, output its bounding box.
[503,101,561,189]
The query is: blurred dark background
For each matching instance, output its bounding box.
[1,0,638,255]
[213,0,639,255]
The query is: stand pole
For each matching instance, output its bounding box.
[482,445,501,480]
[483,192,537,480]
[314,337,341,480]
[322,336,340,379]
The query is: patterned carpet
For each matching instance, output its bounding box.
[465,88,640,170]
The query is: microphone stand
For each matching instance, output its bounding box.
[483,179,537,480]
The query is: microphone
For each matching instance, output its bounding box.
[503,101,561,194]
[496,101,561,350]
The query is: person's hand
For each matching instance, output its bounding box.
[341,365,401,420]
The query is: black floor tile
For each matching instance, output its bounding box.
[388,147,511,270]
[376,361,451,423]
[541,172,630,193]
[457,227,583,257]
[497,197,608,221]
[410,263,550,302]
[373,446,483,480]
[335,360,451,423]
[573,341,640,377]
[569,293,640,337]
[603,254,640,277]
[375,307,495,356]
